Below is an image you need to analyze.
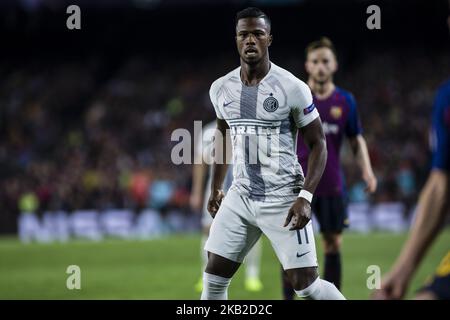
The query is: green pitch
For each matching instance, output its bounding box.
[0,230,448,299]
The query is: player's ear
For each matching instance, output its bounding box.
[268,34,273,47]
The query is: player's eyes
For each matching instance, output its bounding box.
[238,32,265,40]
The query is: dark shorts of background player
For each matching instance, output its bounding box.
[312,195,349,233]
[417,252,450,300]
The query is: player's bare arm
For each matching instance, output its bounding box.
[348,134,377,193]
[373,169,449,299]
[284,117,327,230]
[207,118,230,217]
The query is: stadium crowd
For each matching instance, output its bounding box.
[0,50,448,234]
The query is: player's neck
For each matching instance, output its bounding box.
[240,56,271,86]
[308,79,335,100]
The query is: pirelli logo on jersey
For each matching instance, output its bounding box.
[228,119,281,136]
[229,125,280,135]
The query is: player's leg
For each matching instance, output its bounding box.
[285,266,345,300]
[271,222,345,300]
[244,238,263,292]
[280,197,321,300]
[201,252,241,300]
[202,226,263,294]
[195,224,211,292]
[281,265,295,300]
[316,195,348,290]
[322,231,343,289]
[257,200,345,300]
[201,190,262,300]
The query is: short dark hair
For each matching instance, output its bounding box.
[235,7,271,31]
[305,37,337,58]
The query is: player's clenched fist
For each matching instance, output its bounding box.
[284,198,312,230]
[207,189,225,218]
[371,268,409,300]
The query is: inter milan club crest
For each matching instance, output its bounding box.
[263,93,279,112]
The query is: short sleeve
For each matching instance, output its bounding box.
[430,84,450,171]
[344,93,363,138]
[209,79,224,120]
[290,79,319,128]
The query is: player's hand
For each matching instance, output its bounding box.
[189,193,203,212]
[363,173,377,194]
[371,268,410,300]
[207,189,225,218]
[284,197,311,230]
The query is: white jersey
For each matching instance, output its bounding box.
[209,62,319,202]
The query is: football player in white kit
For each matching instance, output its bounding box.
[200,7,345,300]
[191,120,263,293]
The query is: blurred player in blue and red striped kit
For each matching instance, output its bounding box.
[373,79,450,300]
[282,37,378,299]
[372,5,450,300]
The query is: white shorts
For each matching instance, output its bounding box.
[205,189,318,270]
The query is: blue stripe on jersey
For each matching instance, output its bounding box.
[336,87,363,137]
[223,166,233,192]
[240,84,266,201]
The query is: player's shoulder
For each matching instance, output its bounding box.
[270,62,310,95]
[335,86,357,107]
[210,67,240,93]
[270,63,306,86]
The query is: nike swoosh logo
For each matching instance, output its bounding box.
[223,101,233,107]
[296,251,310,258]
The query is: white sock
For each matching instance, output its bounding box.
[200,272,231,300]
[200,234,208,275]
[295,277,346,300]
[245,239,262,279]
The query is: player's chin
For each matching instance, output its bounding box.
[242,55,261,65]
[315,78,328,84]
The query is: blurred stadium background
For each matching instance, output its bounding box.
[0,0,449,299]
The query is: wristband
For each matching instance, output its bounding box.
[298,189,313,203]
